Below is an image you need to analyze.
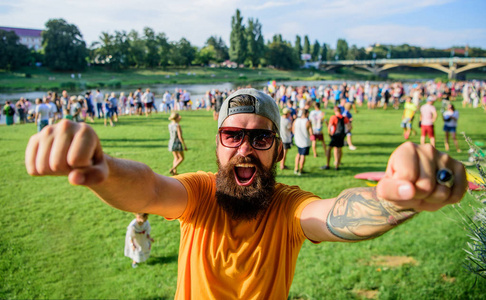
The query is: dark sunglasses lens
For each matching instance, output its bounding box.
[220,130,244,147]
[251,130,275,150]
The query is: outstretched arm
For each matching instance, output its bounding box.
[301,142,467,242]
[25,120,187,219]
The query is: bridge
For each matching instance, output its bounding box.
[314,57,486,80]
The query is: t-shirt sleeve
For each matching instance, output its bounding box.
[274,184,322,244]
[174,171,216,222]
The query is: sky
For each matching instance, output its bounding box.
[1,0,485,50]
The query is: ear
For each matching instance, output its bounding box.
[275,139,284,162]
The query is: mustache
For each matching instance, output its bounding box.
[227,154,264,170]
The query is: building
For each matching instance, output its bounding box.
[0,26,43,50]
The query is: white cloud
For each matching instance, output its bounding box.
[0,0,484,49]
[345,24,486,48]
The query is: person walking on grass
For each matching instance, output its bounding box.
[443,104,461,153]
[34,98,49,131]
[401,96,417,140]
[168,112,187,176]
[342,102,357,151]
[26,88,467,299]
[420,97,437,147]
[279,107,293,170]
[103,96,114,127]
[308,102,327,157]
[124,213,154,268]
[292,109,312,176]
[322,106,349,170]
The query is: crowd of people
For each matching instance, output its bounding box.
[25,86,469,299]
[2,79,485,159]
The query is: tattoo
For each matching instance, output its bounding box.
[326,187,417,241]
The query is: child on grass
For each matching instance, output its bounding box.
[124,213,154,268]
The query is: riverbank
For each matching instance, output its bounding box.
[3,65,484,93]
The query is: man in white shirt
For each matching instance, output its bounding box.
[94,89,104,118]
[34,98,50,132]
[45,97,58,125]
[308,102,327,157]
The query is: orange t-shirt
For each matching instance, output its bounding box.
[173,171,321,299]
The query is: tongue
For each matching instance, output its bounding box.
[236,167,255,181]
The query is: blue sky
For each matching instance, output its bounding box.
[0,0,485,49]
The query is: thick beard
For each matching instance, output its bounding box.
[215,153,277,221]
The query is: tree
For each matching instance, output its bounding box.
[0,29,30,70]
[335,38,349,60]
[206,36,229,62]
[346,45,367,60]
[294,35,302,61]
[266,35,299,69]
[92,30,130,70]
[127,30,145,67]
[156,32,171,67]
[320,43,328,61]
[42,18,87,71]
[303,35,311,56]
[312,40,321,61]
[245,18,265,67]
[143,27,161,68]
[169,38,196,67]
[229,9,247,65]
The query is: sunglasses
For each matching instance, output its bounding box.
[218,127,277,150]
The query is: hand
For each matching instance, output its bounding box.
[376,142,467,211]
[25,119,108,186]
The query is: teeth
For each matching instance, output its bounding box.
[236,163,255,168]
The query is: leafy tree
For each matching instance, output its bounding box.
[303,35,311,55]
[229,9,246,65]
[311,40,321,61]
[0,29,30,70]
[205,36,229,62]
[92,30,130,70]
[245,18,264,67]
[143,27,161,68]
[194,46,216,65]
[156,32,171,67]
[320,43,328,61]
[346,45,363,60]
[294,35,302,60]
[42,18,87,71]
[127,30,145,67]
[169,38,196,66]
[335,38,349,60]
[266,35,299,69]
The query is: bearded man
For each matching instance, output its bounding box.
[25,88,467,299]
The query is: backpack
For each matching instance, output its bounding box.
[4,105,14,116]
[333,116,345,137]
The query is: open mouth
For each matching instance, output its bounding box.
[234,163,257,186]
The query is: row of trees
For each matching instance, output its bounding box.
[1,10,486,71]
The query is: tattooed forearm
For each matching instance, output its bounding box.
[326,187,417,241]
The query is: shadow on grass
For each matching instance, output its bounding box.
[141,296,171,300]
[146,254,178,266]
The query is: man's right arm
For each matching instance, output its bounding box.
[25,120,187,219]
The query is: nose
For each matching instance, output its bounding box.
[237,134,254,157]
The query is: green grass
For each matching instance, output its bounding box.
[2,66,485,93]
[1,101,485,299]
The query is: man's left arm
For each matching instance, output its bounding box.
[300,142,467,242]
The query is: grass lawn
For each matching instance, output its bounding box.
[1,100,485,299]
[2,66,485,93]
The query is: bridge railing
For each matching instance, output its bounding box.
[320,57,486,66]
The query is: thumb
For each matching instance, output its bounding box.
[68,162,108,186]
[376,177,416,201]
